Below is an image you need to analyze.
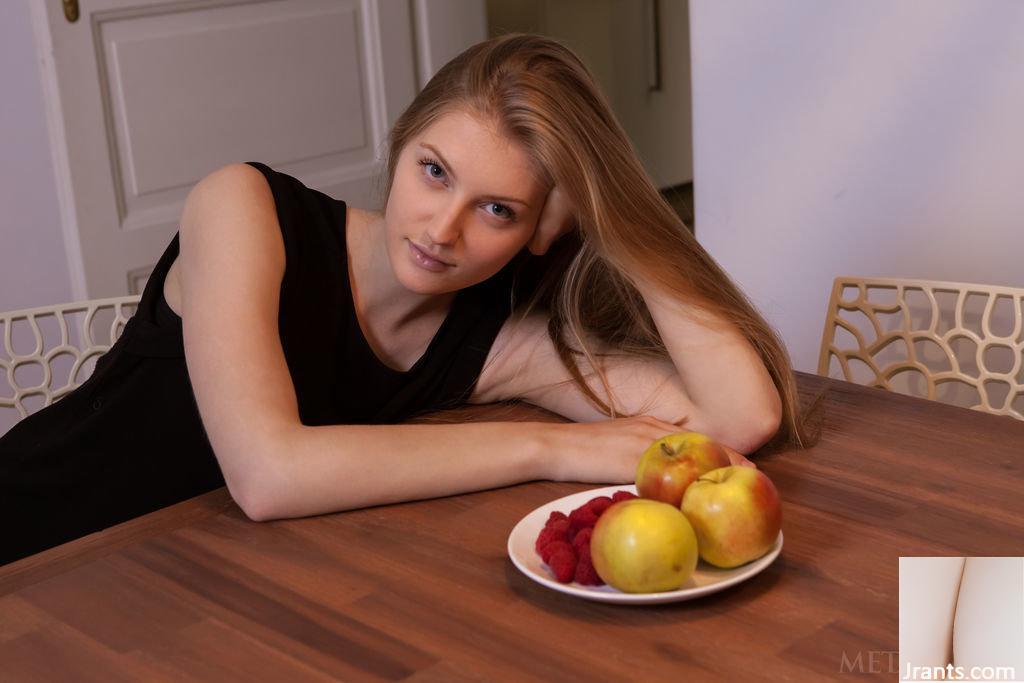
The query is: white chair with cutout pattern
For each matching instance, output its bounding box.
[0,296,141,431]
[817,276,1024,421]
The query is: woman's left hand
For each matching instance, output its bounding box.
[529,184,577,256]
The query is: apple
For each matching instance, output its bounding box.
[681,466,782,568]
[590,498,699,593]
[635,432,731,508]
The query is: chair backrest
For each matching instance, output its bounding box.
[818,276,1023,420]
[0,295,141,428]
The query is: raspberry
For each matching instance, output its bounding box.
[547,543,578,583]
[573,544,604,586]
[587,496,614,516]
[535,517,570,548]
[539,538,569,564]
[611,490,638,503]
[545,510,569,526]
[568,505,599,537]
[571,526,593,552]
[548,518,571,536]
[535,525,568,555]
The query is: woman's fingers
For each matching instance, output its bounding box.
[648,420,757,469]
[552,417,757,484]
[721,443,757,468]
[529,184,576,255]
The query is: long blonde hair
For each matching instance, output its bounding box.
[377,33,821,450]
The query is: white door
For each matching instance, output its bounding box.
[34,0,486,300]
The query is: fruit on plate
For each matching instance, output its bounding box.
[534,490,638,585]
[681,465,782,568]
[635,432,731,508]
[590,498,699,593]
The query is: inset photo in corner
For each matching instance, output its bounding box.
[900,557,1024,682]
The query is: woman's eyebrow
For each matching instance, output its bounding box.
[418,142,532,209]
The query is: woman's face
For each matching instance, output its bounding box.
[384,109,548,294]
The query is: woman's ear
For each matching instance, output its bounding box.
[528,184,577,256]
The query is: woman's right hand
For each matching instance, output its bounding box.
[537,415,694,484]
[537,416,758,484]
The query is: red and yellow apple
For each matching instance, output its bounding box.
[590,498,699,593]
[635,432,732,508]
[681,465,782,568]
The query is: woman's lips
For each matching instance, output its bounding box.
[408,240,452,271]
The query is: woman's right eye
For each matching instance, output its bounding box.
[418,158,447,183]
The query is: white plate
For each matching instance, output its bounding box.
[507,484,783,605]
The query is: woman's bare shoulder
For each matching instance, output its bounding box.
[467,311,549,405]
[164,165,279,318]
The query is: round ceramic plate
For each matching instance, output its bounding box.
[507,484,783,605]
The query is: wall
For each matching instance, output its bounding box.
[690,0,1024,376]
[0,0,69,313]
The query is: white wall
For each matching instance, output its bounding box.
[0,0,70,313]
[690,0,1024,373]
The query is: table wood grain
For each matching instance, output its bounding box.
[2,372,1022,682]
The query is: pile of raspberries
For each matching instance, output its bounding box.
[534,490,639,585]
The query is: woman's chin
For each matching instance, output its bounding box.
[395,265,456,295]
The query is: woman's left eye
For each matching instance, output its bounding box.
[487,203,517,222]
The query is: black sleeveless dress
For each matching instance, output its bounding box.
[0,160,538,566]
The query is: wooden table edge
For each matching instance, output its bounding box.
[0,487,235,596]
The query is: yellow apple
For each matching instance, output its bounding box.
[681,466,782,568]
[590,498,699,593]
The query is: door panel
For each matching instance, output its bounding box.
[41,0,432,299]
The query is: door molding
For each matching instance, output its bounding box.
[30,0,88,301]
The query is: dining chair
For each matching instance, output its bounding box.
[0,295,141,427]
[817,276,1024,420]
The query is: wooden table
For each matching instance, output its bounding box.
[2,372,1023,681]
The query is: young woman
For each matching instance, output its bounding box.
[0,33,814,565]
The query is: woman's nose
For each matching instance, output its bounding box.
[427,202,465,245]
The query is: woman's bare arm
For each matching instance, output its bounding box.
[247,414,687,521]
[631,276,783,451]
[249,421,545,520]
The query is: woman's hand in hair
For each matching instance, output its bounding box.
[528,184,577,256]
